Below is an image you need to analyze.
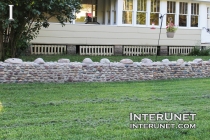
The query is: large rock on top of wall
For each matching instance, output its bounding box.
[100,58,110,64]
[162,59,170,63]
[34,58,45,64]
[141,58,153,64]
[120,59,133,64]
[177,59,184,65]
[82,58,93,64]
[193,58,202,63]
[58,59,70,63]
[4,58,23,64]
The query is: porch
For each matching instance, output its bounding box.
[30,0,210,56]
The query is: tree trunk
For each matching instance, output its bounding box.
[0,27,4,61]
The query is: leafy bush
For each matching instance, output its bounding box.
[189,47,210,56]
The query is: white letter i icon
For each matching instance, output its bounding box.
[9,5,14,21]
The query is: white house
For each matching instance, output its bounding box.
[30,0,210,56]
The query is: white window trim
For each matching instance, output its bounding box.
[146,0,151,27]
[178,2,188,28]
[136,0,147,26]
[177,1,200,29]
[150,0,160,26]
[190,2,199,28]
[187,2,191,28]
[122,0,134,25]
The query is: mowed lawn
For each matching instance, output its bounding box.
[19,54,210,62]
[0,78,210,140]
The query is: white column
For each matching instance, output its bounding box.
[133,0,137,26]
[199,3,207,28]
[187,2,191,28]
[116,0,123,25]
[114,0,118,24]
[105,0,110,25]
[110,0,115,25]
[200,4,209,44]
[160,0,167,28]
[104,0,107,25]
[147,0,151,26]
[175,1,179,26]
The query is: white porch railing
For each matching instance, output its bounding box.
[123,46,157,56]
[169,46,194,55]
[80,46,114,55]
[31,44,66,54]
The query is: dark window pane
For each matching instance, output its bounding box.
[150,13,159,25]
[137,0,146,11]
[179,15,187,26]
[123,11,133,24]
[180,2,188,14]
[167,1,176,13]
[166,14,175,25]
[151,0,160,12]
[137,12,146,24]
[191,15,198,27]
[123,0,133,10]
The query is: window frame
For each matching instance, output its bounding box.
[190,3,199,27]
[150,0,160,25]
[179,2,188,27]
[166,1,176,25]
[122,0,134,24]
[136,0,147,25]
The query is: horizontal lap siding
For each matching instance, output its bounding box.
[31,24,201,46]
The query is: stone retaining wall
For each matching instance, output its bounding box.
[0,58,210,83]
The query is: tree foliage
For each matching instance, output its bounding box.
[0,0,81,60]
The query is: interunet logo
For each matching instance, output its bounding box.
[130,113,196,129]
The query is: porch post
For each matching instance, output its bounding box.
[110,0,116,25]
[187,2,191,28]
[105,0,110,25]
[133,0,137,26]
[175,1,179,26]
[200,3,208,44]
[160,0,167,28]
[146,0,151,26]
[199,3,207,28]
[116,0,123,25]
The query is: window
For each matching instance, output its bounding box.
[191,3,199,27]
[150,0,160,25]
[122,0,133,24]
[136,0,146,25]
[75,0,97,24]
[166,1,176,25]
[179,2,188,27]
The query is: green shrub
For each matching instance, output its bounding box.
[200,49,210,56]
[189,47,210,56]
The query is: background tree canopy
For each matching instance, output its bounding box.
[0,0,81,60]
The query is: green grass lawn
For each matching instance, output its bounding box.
[0,78,210,139]
[19,54,210,62]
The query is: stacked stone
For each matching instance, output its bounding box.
[0,58,210,83]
